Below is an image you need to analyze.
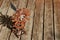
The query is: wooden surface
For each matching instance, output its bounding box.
[0,0,60,40]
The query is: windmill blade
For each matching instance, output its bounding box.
[10,2,16,11]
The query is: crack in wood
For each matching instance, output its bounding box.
[52,0,55,40]
[42,0,45,40]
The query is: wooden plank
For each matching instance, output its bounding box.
[18,0,27,9]
[44,0,54,40]
[31,0,44,40]
[54,0,60,40]
[0,0,10,14]
[20,0,35,40]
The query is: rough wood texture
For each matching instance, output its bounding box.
[54,0,60,40]
[32,0,44,40]
[44,0,54,40]
[0,0,60,40]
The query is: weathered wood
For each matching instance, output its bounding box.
[18,0,27,9]
[54,0,60,40]
[0,0,60,40]
[44,0,54,40]
[31,0,44,40]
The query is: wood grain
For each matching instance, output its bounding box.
[31,0,44,40]
[0,0,60,40]
[54,0,60,40]
[18,0,27,9]
[44,0,54,40]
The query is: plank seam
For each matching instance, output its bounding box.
[42,0,45,40]
[52,0,55,40]
[31,4,35,40]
